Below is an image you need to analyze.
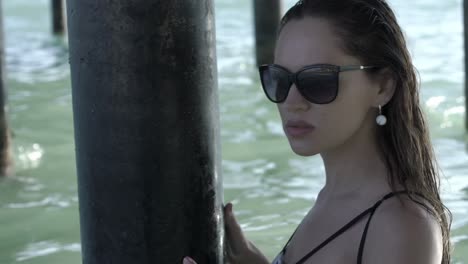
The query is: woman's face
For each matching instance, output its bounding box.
[274,17,381,156]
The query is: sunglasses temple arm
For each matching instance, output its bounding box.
[339,65,377,72]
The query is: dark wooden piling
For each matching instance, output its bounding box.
[52,0,66,34]
[465,0,468,131]
[0,0,13,177]
[253,0,282,66]
[66,1,224,263]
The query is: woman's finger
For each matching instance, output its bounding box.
[224,203,249,255]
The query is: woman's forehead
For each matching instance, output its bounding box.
[274,17,348,70]
[276,17,342,50]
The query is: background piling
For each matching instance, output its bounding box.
[253,0,282,66]
[52,0,66,34]
[0,0,13,177]
[465,0,468,131]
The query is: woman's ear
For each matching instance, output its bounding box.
[375,68,396,107]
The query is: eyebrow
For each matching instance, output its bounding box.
[271,63,339,73]
[273,63,335,72]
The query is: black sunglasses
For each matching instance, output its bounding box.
[258,64,379,104]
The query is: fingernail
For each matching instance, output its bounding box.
[183,257,196,264]
[224,203,234,216]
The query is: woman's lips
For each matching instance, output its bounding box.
[285,126,315,137]
[285,120,315,137]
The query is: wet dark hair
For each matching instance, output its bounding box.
[278,0,452,263]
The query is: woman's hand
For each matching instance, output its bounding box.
[183,203,270,264]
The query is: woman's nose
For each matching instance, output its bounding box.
[282,84,310,111]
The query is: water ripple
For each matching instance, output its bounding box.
[16,241,80,261]
[6,33,69,84]
[6,194,74,209]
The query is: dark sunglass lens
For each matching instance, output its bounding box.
[260,67,290,102]
[297,71,338,104]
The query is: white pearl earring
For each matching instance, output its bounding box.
[376,105,387,126]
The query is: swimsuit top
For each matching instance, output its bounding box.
[271,190,417,264]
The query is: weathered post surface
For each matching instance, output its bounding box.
[465,0,468,131]
[66,1,224,263]
[253,0,282,66]
[52,0,66,34]
[0,0,13,177]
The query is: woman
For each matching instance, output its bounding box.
[184,0,452,263]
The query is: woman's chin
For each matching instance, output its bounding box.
[289,144,319,156]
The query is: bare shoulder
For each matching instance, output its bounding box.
[361,194,443,264]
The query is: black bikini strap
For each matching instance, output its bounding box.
[295,206,375,264]
[279,200,374,257]
[296,192,412,264]
[356,190,409,264]
[280,190,417,264]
